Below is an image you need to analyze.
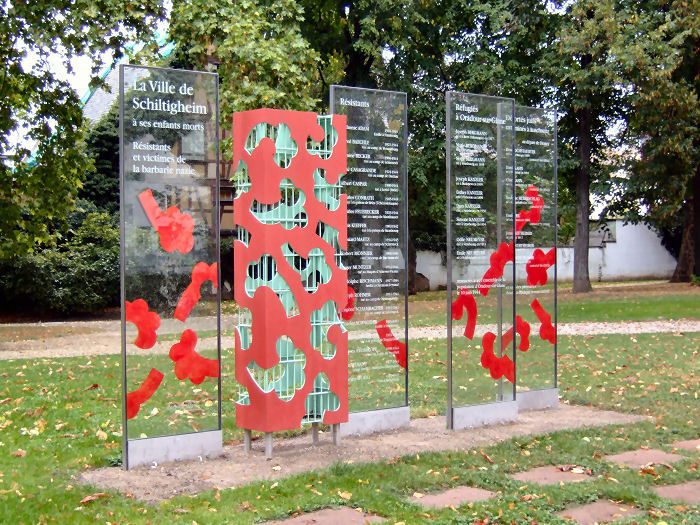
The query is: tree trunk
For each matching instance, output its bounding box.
[671,198,695,282]
[573,67,593,293]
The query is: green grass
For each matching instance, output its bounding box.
[2,328,699,523]
[0,282,700,525]
[409,283,699,327]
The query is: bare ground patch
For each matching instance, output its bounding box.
[79,405,646,504]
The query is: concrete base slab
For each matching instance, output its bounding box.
[672,438,700,452]
[340,406,410,437]
[510,465,593,485]
[126,430,222,470]
[654,480,700,505]
[517,388,559,411]
[604,448,686,469]
[452,400,518,430]
[263,507,386,524]
[409,486,495,508]
[556,500,643,525]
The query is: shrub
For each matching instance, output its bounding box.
[0,212,120,315]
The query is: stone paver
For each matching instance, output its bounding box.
[556,500,643,525]
[263,507,385,524]
[510,465,593,485]
[673,438,700,452]
[409,486,495,508]
[604,448,686,469]
[654,480,700,505]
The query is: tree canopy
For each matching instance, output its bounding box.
[606,0,699,280]
[0,0,164,257]
[170,0,328,120]
[2,0,697,284]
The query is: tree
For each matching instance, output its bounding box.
[297,0,410,90]
[169,0,326,123]
[381,0,558,272]
[294,1,558,290]
[552,0,625,293]
[80,104,120,214]
[607,0,699,281]
[0,0,164,257]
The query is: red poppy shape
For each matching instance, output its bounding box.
[531,299,556,344]
[451,286,477,339]
[341,285,356,321]
[126,368,164,419]
[169,329,220,385]
[138,189,195,254]
[125,299,161,349]
[525,248,556,287]
[375,319,407,369]
[480,332,515,383]
[478,242,514,296]
[500,315,531,352]
[514,186,544,237]
[174,262,219,322]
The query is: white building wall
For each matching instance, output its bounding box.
[557,221,677,282]
[417,220,677,289]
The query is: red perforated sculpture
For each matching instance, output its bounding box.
[232,109,348,433]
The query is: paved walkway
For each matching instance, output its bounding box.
[1,318,698,360]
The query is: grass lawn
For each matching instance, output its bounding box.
[1,322,699,523]
[408,281,699,327]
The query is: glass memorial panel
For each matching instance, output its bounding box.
[512,106,557,392]
[120,65,220,447]
[447,92,516,412]
[330,86,408,412]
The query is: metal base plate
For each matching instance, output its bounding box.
[452,400,518,430]
[339,406,410,437]
[126,429,223,469]
[517,388,559,411]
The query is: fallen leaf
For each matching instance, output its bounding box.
[413,492,424,498]
[645,462,675,471]
[338,490,352,500]
[480,449,494,464]
[557,464,592,475]
[79,492,111,504]
[11,449,26,457]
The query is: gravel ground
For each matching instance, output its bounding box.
[1,318,699,360]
